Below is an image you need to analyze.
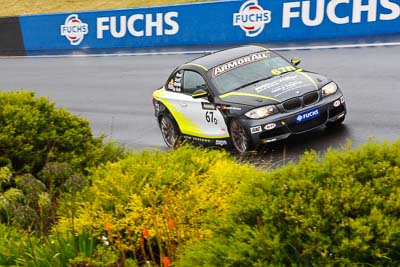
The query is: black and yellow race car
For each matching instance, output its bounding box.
[152,45,346,153]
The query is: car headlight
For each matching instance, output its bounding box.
[245,105,277,119]
[322,82,338,97]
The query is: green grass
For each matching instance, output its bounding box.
[0,0,214,17]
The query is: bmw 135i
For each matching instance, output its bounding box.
[152,45,346,153]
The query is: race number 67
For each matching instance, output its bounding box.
[206,111,218,125]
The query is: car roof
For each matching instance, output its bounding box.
[187,45,269,70]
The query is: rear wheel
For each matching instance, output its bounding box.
[159,113,182,148]
[229,119,253,154]
[326,116,345,128]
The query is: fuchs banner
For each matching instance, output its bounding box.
[19,0,400,53]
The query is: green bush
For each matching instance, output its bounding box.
[2,90,400,266]
[0,91,125,232]
[0,223,105,267]
[0,90,124,175]
[55,145,255,266]
[178,140,400,266]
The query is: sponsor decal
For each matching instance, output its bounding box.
[184,136,211,143]
[169,71,182,92]
[233,0,272,37]
[255,74,309,97]
[264,123,276,131]
[213,51,270,77]
[97,12,179,39]
[60,14,89,46]
[333,100,341,108]
[271,66,296,76]
[202,102,216,110]
[250,126,262,134]
[220,105,242,111]
[295,108,320,124]
[215,140,228,146]
[282,0,400,28]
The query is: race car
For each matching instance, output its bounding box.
[152,45,346,153]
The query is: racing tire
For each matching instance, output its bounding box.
[159,113,182,148]
[325,116,345,129]
[229,119,253,154]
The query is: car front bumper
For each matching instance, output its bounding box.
[239,92,347,145]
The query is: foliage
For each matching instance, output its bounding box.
[1,89,400,266]
[0,90,121,175]
[178,140,400,266]
[55,145,253,266]
[0,91,124,232]
[0,223,108,267]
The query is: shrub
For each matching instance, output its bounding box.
[178,140,400,266]
[55,145,255,266]
[0,223,104,267]
[0,90,124,175]
[0,91,125,232]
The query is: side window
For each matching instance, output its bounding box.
[183,71,207,95]
[167,70,183,92]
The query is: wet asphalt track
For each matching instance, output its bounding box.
[0,45,399,164]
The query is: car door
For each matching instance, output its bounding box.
[165,69,229,139]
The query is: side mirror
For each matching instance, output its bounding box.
[192,89,208,99]
[291,58,301,66]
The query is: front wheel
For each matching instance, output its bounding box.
[159,113,182,148]
[229,119,253,154]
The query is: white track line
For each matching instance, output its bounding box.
[272,41,400,51]
[2,41,400,59]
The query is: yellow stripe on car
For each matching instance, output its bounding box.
[185,63,209,72]
[152,87,165,100]
[295,69,318,90]
[153,88,229,139]
[192,92,207,98]
[219,92,279,102]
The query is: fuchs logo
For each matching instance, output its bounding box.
[296,115,304,122]
[296,108,320,124]
[60,14,88,46]
[233,0,271,37]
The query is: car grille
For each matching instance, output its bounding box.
[303,91,319,106]
[288,112,327,133]
[282,91,320,112]
[282,98,302,111]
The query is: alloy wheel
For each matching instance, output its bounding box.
[160,115,179,148]
[230,120,250,153]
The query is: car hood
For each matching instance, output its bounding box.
[218,71,330,107]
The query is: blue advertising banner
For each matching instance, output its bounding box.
[19,0,400,52]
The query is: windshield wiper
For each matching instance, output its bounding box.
[234,76,275,91]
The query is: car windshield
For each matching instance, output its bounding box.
[211,54,294,95]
